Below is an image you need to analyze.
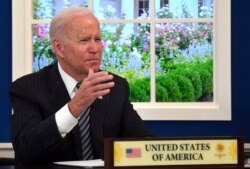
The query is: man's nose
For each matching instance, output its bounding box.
[89,40,99,52]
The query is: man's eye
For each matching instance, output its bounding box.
[81,39,88,42]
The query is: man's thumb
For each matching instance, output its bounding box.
[88,68,94,76]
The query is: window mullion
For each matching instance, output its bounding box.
[88,0,94,10]
[25,0,33,74]
[149,0,156,103]
[150,20,156,103]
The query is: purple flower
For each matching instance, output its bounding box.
[143,43,149,51]
[101,40,108,48]
[38,26,46,38]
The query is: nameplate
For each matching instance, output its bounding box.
[104,137,244,169]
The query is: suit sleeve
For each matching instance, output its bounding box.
[9,80,64,165]
[119,78,154,137]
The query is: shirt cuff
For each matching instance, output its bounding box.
[55,104,78,138]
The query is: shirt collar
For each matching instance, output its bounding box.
[58,62,78,95]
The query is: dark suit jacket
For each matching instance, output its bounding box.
[8,63,153,166]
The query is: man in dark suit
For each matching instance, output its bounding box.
[9,7,153,166]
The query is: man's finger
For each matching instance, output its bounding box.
[88,68,94,77]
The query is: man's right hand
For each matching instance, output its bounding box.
[68,69,115,118]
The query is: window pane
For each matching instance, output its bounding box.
[32,24,54,72]
[95,0,123,19]
[160,0,169,7]
[33,0,153,20]
[138,0,149,17]
[155,0,213,18]
[155,22,213,102]
[33,0,88,19]
[101,23,151,102]
[94,0,150,19]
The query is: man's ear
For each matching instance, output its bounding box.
[52,39,64,59]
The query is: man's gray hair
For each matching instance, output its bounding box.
[49,7,97,51]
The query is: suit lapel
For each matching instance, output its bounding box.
[47,63,71,112]
[47,63,82,159]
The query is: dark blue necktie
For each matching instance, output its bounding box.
[76,82,94,160]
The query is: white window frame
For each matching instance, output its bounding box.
[12,0,231,121]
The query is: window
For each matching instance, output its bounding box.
[12,0,231,120]
[138,0,149,16]
[160,0,169,7]
[198,0,213,16]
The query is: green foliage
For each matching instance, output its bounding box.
[130,59,213,102]
[184,69,202,100]
[156,76,181,102]
[130,34,142,52]
[120,70,138,83]
[193,59,213,97]
[168,73,195,102]
[170,63,203,100]
[156,84,168,102]
[129,78,150,102]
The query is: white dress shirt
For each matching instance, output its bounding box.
[55,63,79,138]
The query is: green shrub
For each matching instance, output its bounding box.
[172,59,212,101]
[129,59,213,102]
[129,78,150,102]
[169,73,195,102]
[184,69,202,100]
[198,68,213,96]
[156,75,181,102]
[156,83,168,102]
[193,60,213,97]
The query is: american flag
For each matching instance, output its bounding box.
[126,148,141,158]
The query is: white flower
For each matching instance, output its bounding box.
[106,40,112,46]
[117,47,122,52]
[132,47,142,58]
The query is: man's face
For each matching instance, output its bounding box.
[57,15,102,79]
